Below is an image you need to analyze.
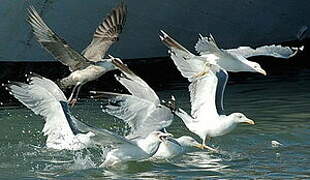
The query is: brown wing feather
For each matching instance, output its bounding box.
[82,2,127,61]
[27,6,91,72]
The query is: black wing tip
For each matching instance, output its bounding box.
[89,91,120,99]
[2,81,25,91]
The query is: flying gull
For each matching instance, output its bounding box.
[3,73,172,167]
[160,30,303,77]
[27,2,127,106]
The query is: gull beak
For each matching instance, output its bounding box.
[243,118,255,125]
[258,69,267,76]
[193,144,218,152]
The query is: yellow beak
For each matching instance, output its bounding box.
[259,69,267,76]
[243,119,255,125]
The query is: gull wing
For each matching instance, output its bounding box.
[27,6,91,71]
[92,91,173,139]
[195,34,226,56]
[4,81,76,146]
[111,59,160,104]
[214,68,228,115]
[5,77,135,148]
[82,2,127,61]
[225,44,303,59]
[189,66,219,119]
[26,72,67,102]
[159,31,209,82]
[68,116,136,147]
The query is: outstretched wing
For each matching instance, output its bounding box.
[82,2,127,61]
[6,76,135,149]
[68,116,135,147]
[4,81,76,146]
[195,34,225,56]
[189,66,219,119]
[159,30,209,82]
[26,72,67,102]
[111,58,160,104]
[225,44,303,59]
[27,6,91,71]
[92,91,173,139]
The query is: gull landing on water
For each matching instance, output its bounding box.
[159,30,303,77]
[27,2,127,106]
[157,36,256,148]
[173,65,255,149]
[4,73,173,167]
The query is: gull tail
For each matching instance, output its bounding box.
[159,30,191,54]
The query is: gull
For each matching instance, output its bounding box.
[153,41,256,148]
[27,2,127,106]
[3,73,172,167]
[159,30,303,77]
[91,57,214,158]
[180,64,255,148]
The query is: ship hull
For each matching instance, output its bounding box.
[0,0,309,61]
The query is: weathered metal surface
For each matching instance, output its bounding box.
[0,0,309,61]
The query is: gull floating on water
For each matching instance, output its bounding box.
[4,73,172,167]
[91,57,212,158]
[27,2,127,106]
[160,30,303,77]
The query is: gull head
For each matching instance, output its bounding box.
[230,113,255,125]
[246,61,267,76]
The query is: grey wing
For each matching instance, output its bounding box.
[225,45,304,59]
[27,6,91,71]
[93,91,173,139]
[26,72,67,102]
[69,116,136,147]
[214,68,228,115]
[189,65,219,118]
[4,81,75,144]
[82,2,127,61]
[159,31,208,82]
[111,59,160,104]
[159,30,195,60]
[195,34,225,56]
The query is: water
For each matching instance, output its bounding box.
[0,69,310,179]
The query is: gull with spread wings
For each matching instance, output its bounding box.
[4,73,172,167]
[159,30,303,78]
[27,2,127,106]
[160,32,256,148]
